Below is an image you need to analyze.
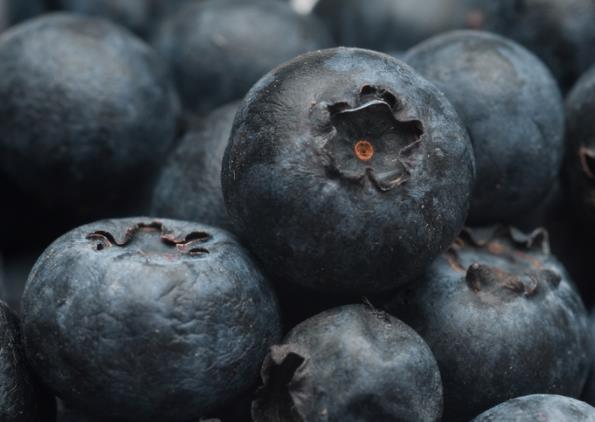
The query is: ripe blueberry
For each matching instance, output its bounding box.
[21,217,281,421]
[405,30,564,225]
[0,14,180,224]
[252,304,443,422]
[388,226,591,421]
[153,0,332,113]
[222,47,475,293]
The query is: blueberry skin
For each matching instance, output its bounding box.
[222,47,475,293]
[153,0,333,113]
[0,14,180,222]
[0,0,44,32]
[563,66,595,229]
[0,300,56,422]
[252,304,443,422]
[54,0,192,38]
[151,102,239,230]
[387,227,591,421]
[21,217,281,421]
[404,30,564,225]
[472,395,595,421]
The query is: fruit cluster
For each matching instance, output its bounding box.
[2,0,595,421]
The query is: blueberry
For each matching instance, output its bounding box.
[252,304,443,422]
[53,0,193,38]
[563,65,595,229]
[0,0,44,32]
[404,30,564,225]
[151,102,239,230]
[0,14,180,224]
[0,300,56,422]
[472,394,595,421]
[387,226,591,421]
[222,47,475,293]
[153,0,332,113]
[21,217,281,421]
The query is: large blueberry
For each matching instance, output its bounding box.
[53,0,193,37]
[252,304,443,422]
[0,14,180,224]
[222,47,475,293]
[472,395,595,421]
[0,300,55,421]
[151,102,239,230]
[387,226,591,421]
[153,0,332,113]
[404,30,564,225]
[564,65,595,229]
[21,217,281,421]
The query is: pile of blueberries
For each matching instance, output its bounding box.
[3,0,595,421]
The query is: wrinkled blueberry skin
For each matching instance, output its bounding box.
[0,0,44,32]
[252,304,443,422]
[0,301,56,422]
[222,47,475,293]
[151,102,239,230]
[0,14,180,223]
[563,66,595,229]
[472,394,595,421]
[387,227,591,422]
[153,0,332,113]
[405,31,564,225]
[21,217,281,421]
[54,0,192,37]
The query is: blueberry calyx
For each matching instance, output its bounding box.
[252,344,309,422]
[86,221,211,255]
[448,226,562,297]
[319,86,424,192]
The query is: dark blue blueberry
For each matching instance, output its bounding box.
[222,47,475,293]
[405,30,564,225]
[472,395,595,421]
[21,217,281,421]
[0,300,56,422]
[387,226,591,421]
[151,102,239,230]
[252,304,443,422]
[563,65,595,229]
[0,14,180,224]
[153,0,332,113]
